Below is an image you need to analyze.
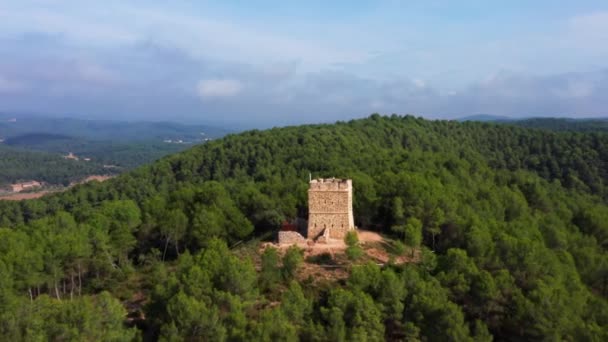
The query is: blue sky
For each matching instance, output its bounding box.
[1,1,607,127]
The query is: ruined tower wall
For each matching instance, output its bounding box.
[308,213,351,239]
[307,178,355,240]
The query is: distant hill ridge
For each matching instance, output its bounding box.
[4,133,80,146]
[458,115,608,132]
[0,113,230,141]
[457,114,514,122]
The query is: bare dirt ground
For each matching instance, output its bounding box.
[269,230,385,256]
[85,175,113,182]
[71,175,114,185]
[359,230,384,243]
[0,175,114,201]
[259,230,420,284]
[0,191,53,201]
[0,175,116,201]
[270,230,410,261]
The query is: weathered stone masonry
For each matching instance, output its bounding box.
[278,231,307,244]
[307,178,355,240]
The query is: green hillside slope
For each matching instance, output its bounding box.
[0,115,607,340]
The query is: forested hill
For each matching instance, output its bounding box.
[1,114,608,340]
[510,117,608,132]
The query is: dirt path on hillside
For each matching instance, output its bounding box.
[0,191,54,201]
[272,230,385,254]
[0,174,114,201]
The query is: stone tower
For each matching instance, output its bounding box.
[307,178,355,240]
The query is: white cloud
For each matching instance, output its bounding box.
[124,7,372,71]
[76,62,120,84]
[370,100,385,110]
[0,7,136,45]
[413,78,426,89]
[564,80,594,98]
[0,76,27,93]
[0,3,371,71]
[569,11,608,36]
[197,79,243,98]
[561,11,608,57]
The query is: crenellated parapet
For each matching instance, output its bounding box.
[309,178,352,191]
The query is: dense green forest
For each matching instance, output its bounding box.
[461,116,608,133]
[461,115,608,133]
[511,118,608,132]
[1,115,607,340]
[0,145,115,187]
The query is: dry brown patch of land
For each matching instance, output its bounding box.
[0,191,53,201]
[70,174,115,186]
[83,175,113,182]
[358,230,384,243]
[260,230,419,284]
[0,174,115,201]
[272,230,395,258]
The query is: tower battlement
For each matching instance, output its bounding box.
[309,178,352,191]
[307,178,355,240]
